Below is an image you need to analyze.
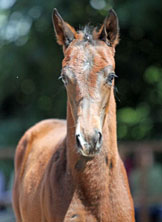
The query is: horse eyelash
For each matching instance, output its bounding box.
[58,75,62,80]
[58,73,67,85]
[109,72,118,79]
[113,86,120,102]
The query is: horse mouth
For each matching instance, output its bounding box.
[78,146,100,157]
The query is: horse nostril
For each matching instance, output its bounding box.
[92,131,102,148]
[76,134,82,148]
[98,132,102,144]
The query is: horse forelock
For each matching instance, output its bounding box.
[63,35,114,72]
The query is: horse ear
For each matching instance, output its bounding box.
[98,9,119,47]
[52,9,77,48]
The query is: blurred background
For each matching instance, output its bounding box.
[0,0,162,221]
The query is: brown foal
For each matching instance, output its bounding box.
[12,9,135,222]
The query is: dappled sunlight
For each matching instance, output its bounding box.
[0,0,16,10]
[0,5,42,46]
[90,0,106,10]
[0,12,32,43]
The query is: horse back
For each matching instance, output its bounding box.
[13,119,66,221]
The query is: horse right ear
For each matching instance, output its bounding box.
[52,9,77,48]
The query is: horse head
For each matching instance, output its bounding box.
[52,9,119,157]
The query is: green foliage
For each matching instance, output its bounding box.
[117,104,152,140]
[144,66,162,84]
[0,0,162,146]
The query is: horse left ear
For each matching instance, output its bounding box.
[98,9,119,47]
[52,9,77,48]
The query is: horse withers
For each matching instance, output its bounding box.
[12,8,135,222]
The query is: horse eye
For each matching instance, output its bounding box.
[59,74,68,85]
[107,72,118,85]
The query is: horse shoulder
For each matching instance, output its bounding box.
[14,119,66,174]
[13,119,67,221]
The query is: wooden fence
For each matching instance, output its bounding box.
[0,141,162,222]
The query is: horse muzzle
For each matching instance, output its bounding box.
[75,130,102,157]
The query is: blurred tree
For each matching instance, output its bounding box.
[0,0,162,146]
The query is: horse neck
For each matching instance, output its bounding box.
[65,91,120,212]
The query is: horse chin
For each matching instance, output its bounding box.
[78,148,100,158]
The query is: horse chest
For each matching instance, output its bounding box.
[47,180,132,222]
[62,196,133,222]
